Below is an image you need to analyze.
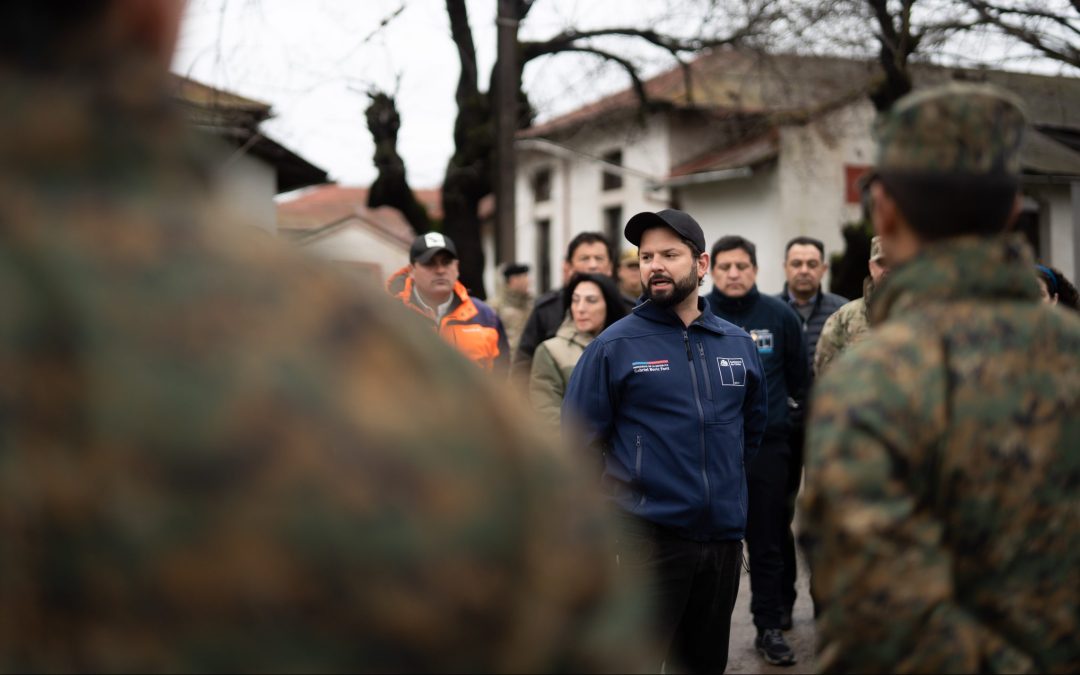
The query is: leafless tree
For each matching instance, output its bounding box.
[369,0,790,297]
[366,0,1077,294]
[959,0,1079,69]
[788,0,1078,110]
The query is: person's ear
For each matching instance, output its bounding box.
[111,0,187,66]
[871,182,898,239]
[1005,192,1024,229]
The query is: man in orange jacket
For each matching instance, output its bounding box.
[387,232,509,372]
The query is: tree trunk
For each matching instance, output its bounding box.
[365,92,432,234]
[442,0,494,298]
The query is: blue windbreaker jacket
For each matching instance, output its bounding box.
[562,298,767,541]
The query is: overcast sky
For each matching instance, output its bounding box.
[174,0,693,189]
[173,0,1077,191]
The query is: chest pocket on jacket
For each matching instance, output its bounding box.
[697,340,745,424]
[444,324,499,368]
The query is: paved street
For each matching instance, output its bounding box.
[727,534,816,674]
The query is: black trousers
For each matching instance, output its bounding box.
[614,512,742,674]
[781,426,804,614]
[746,437,791,630]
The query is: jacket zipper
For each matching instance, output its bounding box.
[634,433,646,508]
[684,330,711,520]
[697,341,713,400]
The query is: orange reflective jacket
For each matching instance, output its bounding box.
[386,267,508,371]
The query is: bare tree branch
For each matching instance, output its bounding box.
[866,0,917,110]
[539,45,652,108]
[962,0,1080,67]
[446,0,479,100]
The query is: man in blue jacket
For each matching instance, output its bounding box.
[563,209,768,674]
[708,235,807,667]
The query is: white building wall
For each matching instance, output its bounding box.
[300,223,410,283]
[1026,182,1079,280]
[677,168,785,293]
[513,115,673,294]
[213,144,279,234]
[515,97,1080,300]
[776,101,877,293]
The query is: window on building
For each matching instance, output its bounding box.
[535,218,552,293]
[602,150,623,191]
[533,168,552,203]
[604,206,623,259]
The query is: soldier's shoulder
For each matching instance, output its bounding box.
[837,297,869,325]
[816,317,943,401]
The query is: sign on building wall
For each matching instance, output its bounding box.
[845,164,872,204]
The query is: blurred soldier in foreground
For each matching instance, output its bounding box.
[813,236,890,376]
[802,83,1080,673]
[0,2,648,671]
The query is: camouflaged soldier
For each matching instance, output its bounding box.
[0,3,651,672]
[813,236,890,376]
[801,83,1080,673]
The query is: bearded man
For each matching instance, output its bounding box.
[563,209,767,674]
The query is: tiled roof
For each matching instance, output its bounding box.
[169,74,327,192]
[519,50,1080,140]
[1021,129,1080,176]
[276,184,445,246]
[668,130,779,178]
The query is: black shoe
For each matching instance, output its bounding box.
[755,628,796,666]
[780,608,793,631]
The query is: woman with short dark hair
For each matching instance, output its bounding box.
[529,272,626,426]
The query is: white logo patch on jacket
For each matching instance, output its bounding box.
[717,357,746,386]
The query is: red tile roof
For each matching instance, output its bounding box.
[276,184,444,246]
[668,130,779,178]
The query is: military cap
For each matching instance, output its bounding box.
[873,82,1027,177]
[502,262,529,280]
[620,247,640,266]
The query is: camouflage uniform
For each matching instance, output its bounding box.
[0,57,650,672]
[814,238,884,376]
[489,285,534,355]
[802,84,1080,673]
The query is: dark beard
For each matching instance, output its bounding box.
[644,269,697,308]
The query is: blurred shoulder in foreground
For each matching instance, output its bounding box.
[0,2,650,671]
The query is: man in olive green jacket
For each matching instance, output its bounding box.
[529,317,595,426]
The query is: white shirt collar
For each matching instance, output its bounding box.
[413,288,454,321]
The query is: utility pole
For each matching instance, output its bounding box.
[494,0,518,266]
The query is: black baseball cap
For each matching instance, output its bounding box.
[624,209,706,253]
[410,232,458,264]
